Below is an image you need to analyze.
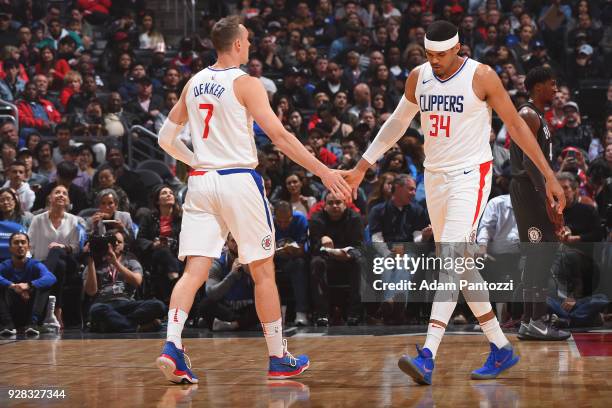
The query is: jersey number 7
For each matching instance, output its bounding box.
[199,104,214,139]
[429,114,451,138]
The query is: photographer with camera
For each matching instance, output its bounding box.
[84,230,165,333]
[135,185,182,302]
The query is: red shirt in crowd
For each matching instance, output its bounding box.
[17,97,61,130]
[78,0,111,15]
[159,216,172,237]
[34,59,71,88]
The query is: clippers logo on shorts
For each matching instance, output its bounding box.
[528,227,542,243]
[261,235,272,250]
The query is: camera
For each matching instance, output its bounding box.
[88,233,118,263]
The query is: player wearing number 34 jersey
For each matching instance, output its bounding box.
[342,21,566,385]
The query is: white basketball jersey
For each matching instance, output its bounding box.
[415,58,493,172]
[185,67,258,170]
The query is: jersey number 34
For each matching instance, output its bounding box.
[429,114,451,138]
[199,103,214,139]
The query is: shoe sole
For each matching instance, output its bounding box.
[525,331,571,341]
[268,362,310,380]
[471,355,520,380]
[398,357,431,385]
[517,332,538,341]
[156,356,199,384]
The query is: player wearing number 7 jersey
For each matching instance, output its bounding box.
[342,21,566,385]
[154,15,351,384]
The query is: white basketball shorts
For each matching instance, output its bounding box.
[424,161,492,243]
[178,168,275,264]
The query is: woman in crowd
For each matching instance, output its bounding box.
[87,189,134,239]
[380,151,407,174]
[59,70,82,109]
[34,141,56,179]
[28,185,80,328]
[138,11,165,50]
[77,144,98,179]
[26,132,41,153]
[108,52,133,92]
[34,46,70,90]
[135,185,182,302]
[286,110,308,142]
[367,172,396,212]
[0,187,33,229]
[272,94,293,125]
[372,91,390,117]
[91,165,130,212]
[271,172,318,216]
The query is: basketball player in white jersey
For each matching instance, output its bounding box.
[154,16,351,384]
[343,21,566,384]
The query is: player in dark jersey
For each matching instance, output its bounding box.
[510,66,570,341]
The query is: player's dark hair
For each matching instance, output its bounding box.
[211,15,242,52]
[525,66,555,93]
[425,21,458,41]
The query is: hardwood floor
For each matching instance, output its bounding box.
[0,334,610,407]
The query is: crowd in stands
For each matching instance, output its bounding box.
[0,0,611,336]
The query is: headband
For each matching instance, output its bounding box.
[424,33,459,52]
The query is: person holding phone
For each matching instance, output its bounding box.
[87,189,134,239]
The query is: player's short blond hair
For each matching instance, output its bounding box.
[211,15,242,52]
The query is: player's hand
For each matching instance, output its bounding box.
[339,159,371,199]
[545,176,565,215]
[338,168,366,200]
[545,196,566,240]
[320,169,352,201]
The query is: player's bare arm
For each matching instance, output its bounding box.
[342,67,421,197]
[157,79,196,166]
[235,74,351,200]
[476,65,565,212]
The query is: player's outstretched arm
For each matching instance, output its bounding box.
[237,75,351,200]
[158,80,196,166]
[342,68,421,198]
[481,65,565,213]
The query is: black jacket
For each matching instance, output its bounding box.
[135,211,182,257]
[309,208,363,257]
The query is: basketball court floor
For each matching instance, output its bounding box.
[1,326,611,407]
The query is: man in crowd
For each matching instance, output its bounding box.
[16,81,61,137]
[3,160,34,211]
[197,235,258,331]
[0,232,56,336]
[309,192,364,326]
[273,201,310,326]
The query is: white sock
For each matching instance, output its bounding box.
[480,316,509,349]
[423,322,446,358]
[262,318,283,357]
[167,308,188,349]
